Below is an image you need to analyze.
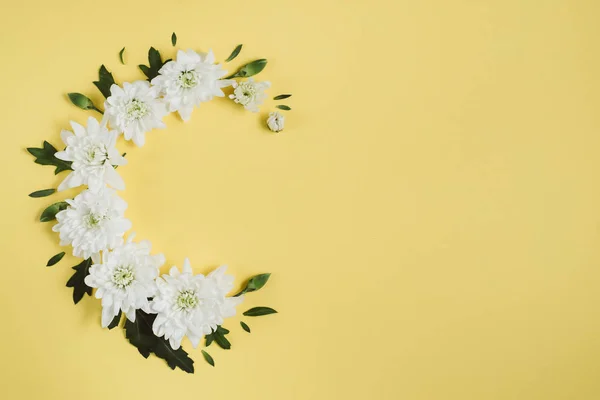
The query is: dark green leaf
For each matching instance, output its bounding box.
[46,252,65,267]
[240,321,251,333]
[125,310,194,373]
[205,325,231,350]
[243,307,278,317]
[139,47,171,81]
[171,32,177,46]
[29,189,55,198]
[67,93,102,114]
[107,310,122,329]
[276,105,291,111]
[119,47,126,64]
[225,44,243,62]
[225,59,267,79]
[93,65,116,99]
[66,258,92,304]
[234,273,271,296]
[27,141,73,174]
[40,201,68,222]
[273,94,292,100]
[201,350,215,366]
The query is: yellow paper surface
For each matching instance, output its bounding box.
[1,0,600,398]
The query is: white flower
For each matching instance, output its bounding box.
[267,111,285,132]
[151,49,232,121]
[55,116,126,192]
[103,81,168,147]
[150,259,243,350]
[229,78,271,112]
[52,189,132,259]
[84,234,165,327]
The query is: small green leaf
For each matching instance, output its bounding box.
[273,94,292,100]
[240,321,251,333]
[201,350,215,367]
[66,258,93,304]
[234,273,271,296]
[119,47,126,64]
[107,310,122,329]
[139,47,171,81]
[225,44,243,62]
[243,307,278,317]
[40,201,68,222]
[205,334,214,347]
[29,189,55,198]
[225,59,267,79]
[93,65,116,99]
[27,141,73,174]
[171,32,177,46]
[276,105,291,111]
[46,252,65,267]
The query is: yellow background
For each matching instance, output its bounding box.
[1,0,600,398]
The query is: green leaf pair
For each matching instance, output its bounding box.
[27,141,72,175]
[234,273,271,296]
[125,310,194,373]
[205,325,231,349]
[139,47,171,81]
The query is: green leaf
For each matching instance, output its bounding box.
[119,47,126,64]
[67,93,103,114]
[276,105,291,111]
[29,189,55,198]
[66,258,92,304]
[46,252,65,267]
[225,59,267,79]
[205,325,231,350]
[125,310,194,373]
[171,32,177,46]
[240,321,251,333]
[243,307,278,317]
[40,201,68,222]
[234,273,271,296]
[273,94,292,100]
[225,44,243,62]
[201,350,215,367]
[27,141,73,174]
[139,47,171,81]
[107,310,122,330]
[93,65,116,99]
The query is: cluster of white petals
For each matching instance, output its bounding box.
[229,78,270,112]
[52,188,131,259]
[56,117,126,192]
[103,81,168,147]
[85,234,165,327]
[150,259,243,349]
[267,111,285,132]
[151,49,233,121]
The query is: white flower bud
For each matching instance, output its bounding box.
[267,112,285,132]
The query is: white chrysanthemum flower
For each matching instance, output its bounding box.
[267,111,285,132]
[84,234,165,327]
[103,81,168,147]
[55,116,126,192]
[52,189,132,259]
[229,78,271,112]
[151,49,233,121]
[150,259,243,350]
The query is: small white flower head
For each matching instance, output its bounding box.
[84,234,166,327]
[229,78,271,112]
[52,189,132,259]
[103,81,168,147]
[55,116,127,192]
[150,259,243,350]
[151,49,233,122]
[267,111,285,132]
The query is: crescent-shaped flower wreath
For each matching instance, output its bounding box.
[26,34,289,373]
